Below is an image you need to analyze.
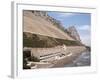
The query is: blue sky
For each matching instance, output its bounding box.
[48,12,91,46]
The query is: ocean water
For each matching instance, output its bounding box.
[64,50,91,67]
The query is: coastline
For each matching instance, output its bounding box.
[29,46,87,68]
[51,46,87,68]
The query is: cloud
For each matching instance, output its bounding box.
[54,13,75,24]
[80,34,91,46]
[57,13,75,18]
[76,25,91,46]
[77,25,90,31]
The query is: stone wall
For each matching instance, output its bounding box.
[31,45,65,58]
[23,46,86,58]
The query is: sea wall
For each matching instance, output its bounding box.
[29,46,86,58]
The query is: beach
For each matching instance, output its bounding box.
[50,46,87,68]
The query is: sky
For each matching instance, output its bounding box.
[48,11,91,46]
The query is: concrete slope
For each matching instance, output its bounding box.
[23,11,74,40]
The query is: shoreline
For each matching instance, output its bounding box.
[51,49,87,68]
[29,46,87,68]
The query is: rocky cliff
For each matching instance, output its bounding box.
[23,10,83,48]
[31,10,65,31]
[32,11,81,42]
[23,10,74,40]
[65,26,81,42]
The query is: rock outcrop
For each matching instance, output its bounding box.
[31,11,81,42]
[65,26,81,42]
[23,10,82,43]
[23,10,74,40]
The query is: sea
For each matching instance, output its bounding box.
[64,50,91,67]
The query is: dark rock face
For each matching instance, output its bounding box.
[65,26,81,42]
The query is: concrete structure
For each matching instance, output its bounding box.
[23,45,86,63]
[23,45,67,62]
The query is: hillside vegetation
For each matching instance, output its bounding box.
[23,32,82,48]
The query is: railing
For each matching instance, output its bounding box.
[40,51,63,60]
